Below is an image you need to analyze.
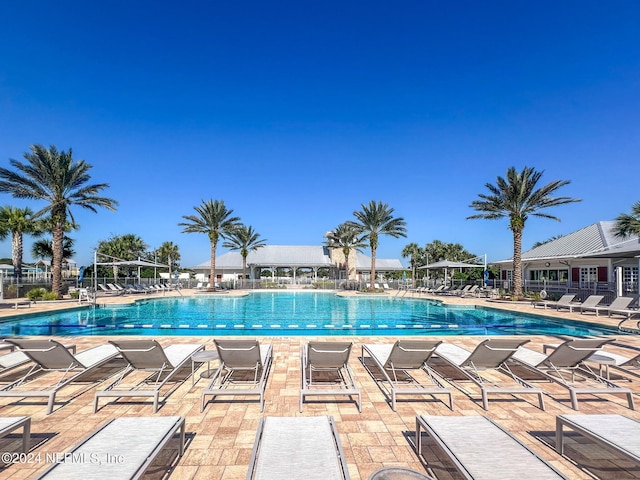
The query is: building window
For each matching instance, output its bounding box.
[623,266,639,293]
[529,269,568,282]
[580,267,597,287]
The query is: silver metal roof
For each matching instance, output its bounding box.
[496,221,640,263]
[355,252,404,271]
[191,246,405,270]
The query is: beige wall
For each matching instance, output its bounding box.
[329,247,357,280]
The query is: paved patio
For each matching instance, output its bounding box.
[0,290,638,479]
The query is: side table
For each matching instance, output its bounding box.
[191,349,220,386]
[368,467,435,480]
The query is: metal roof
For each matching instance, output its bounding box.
[355,252,404,271]
[496,221,640,263]
[191,246,405,270]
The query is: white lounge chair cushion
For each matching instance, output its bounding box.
[254,417,344,480]
[559,414,640,460]
[364,344,394,366]
[41,416,183,479]
[420,415,564,479]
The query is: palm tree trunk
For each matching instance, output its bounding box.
[12,231,23,283]
[52,224,64,297]
[344,249,350,280]
[370,248,377,289]
[512,229,523,298]
[210,241,216,290]
[242,255,247,284]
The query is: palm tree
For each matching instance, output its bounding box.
[0,206,42,282]
[325,223,367,280]
[223,225,267,281]
[0,145,118,295]
[401,242,422,284]
[613,201,640,238]
[179,199,241,289]
[32,237,76,263]
[348,201,407,287]
[468,166,580,298]
[156,241,181,281]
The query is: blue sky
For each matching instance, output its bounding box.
[1,1,639,268]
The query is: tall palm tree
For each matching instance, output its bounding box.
[325,223,367,280]
[0,206,42,282]
[0,145,118,295]
[468,166,580,298]
[348,201,407,287]
[223,225,267,280]
[401,242,422,284]
[179,199,241,289]
[613,201,640,238]
[156,241,181,280]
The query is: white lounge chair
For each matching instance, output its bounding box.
[532,294,576,310]
[94,340,204,413]
[556,414,640,464]
[0,339,118,414]
[435,339,545,410]
[416,415,568,479]
[35,416,186,479]
[573,295,605,313]
[300,341,361,412]
[0,416,30,453]
[246,416,350,480]
[511,338,635,410]
[581,296,634,316]
[201,339,273,412]
[361,340,453,411]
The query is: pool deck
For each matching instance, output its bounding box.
[0,289,638,479]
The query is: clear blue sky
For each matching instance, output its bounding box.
[1,1,639,268]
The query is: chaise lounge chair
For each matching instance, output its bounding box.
[556,414,640,465]
[94,339,204,413]
[415,415,568,479]
[246,416,350,480]
[580,296,634,317]
[532,294,576,310]
[573,295,605,313]
[435,339,545,410]
[300,341,361,412]
[0,416,30,453]
[0,339,118,414]
[361,340,453,411]
[510,338,635,410]
[35,416,186,479]
[201,339,273,412]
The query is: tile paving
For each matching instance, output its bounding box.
[0,290,638,479]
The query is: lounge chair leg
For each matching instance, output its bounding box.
[153,393,159,413]
[179,420,185,457]
[538,393,546,411]
[481,392,489,410]
[47,393,56,415]
[555,421,565,455]
[22,419,30,453]
[570,391,580,410]
[627,393,635,410]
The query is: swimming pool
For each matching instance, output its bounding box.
[0,291,619,337]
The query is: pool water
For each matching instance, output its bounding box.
[0,291,619,337]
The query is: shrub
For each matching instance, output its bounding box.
[26,288,47,301]
[43,291,59,301]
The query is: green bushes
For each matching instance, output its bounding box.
[25,288,59,301]
[26,288,47,301]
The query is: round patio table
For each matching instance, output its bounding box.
[191,349,220,386]
[368,467,435,480]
